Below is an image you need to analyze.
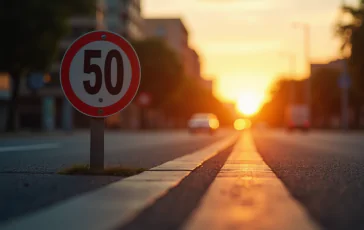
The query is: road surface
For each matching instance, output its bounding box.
[253,129,364,230]
[3,129,364,230]
[0,129,234,223]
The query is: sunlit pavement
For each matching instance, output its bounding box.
[253,129,364,230]
[0,129,234,223]
[182,130,319,230]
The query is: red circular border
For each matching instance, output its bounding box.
[60,31,141,117]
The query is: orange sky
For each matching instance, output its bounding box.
[143,0,357,108]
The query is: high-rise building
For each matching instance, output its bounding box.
[106,0,145,40]
[145,18,189,71]
[200,78,213,94]
[186,47,201,79]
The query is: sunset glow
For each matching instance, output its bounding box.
[237,92,263,116]
[144,0,351,105]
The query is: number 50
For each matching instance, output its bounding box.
[83,49,124,95]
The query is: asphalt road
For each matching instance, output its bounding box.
[253,129,364,230]
[0,129,234,223]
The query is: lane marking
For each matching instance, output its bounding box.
[182,131,321,230]
[0,133,239,230]
[0,143,60,153]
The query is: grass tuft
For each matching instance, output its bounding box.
[58,164,146,177]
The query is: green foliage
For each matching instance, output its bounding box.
[0,0,96,74]
[132,38,185,108]
[336,0,364,127]
[132,38,235,126]
[337,0,364,97]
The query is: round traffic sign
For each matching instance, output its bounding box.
[60,31,140,117]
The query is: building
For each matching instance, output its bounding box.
[186,47,201,79]
[145,18,190,73]
[106,0,144,40]
[200,78,213,94]
[311,59,345,77]
[0,73,10,131]
[145,18,188,56]
[309,59,360,128]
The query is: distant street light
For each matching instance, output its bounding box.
[293,22,311,119]
[279,52,297,105]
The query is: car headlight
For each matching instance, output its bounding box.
[209,120,219,129]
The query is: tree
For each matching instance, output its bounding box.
[132,38,185,109]
[337,0,364,127]
[256,78,291,127]
[0,0,95,131]
[132,38,235,127]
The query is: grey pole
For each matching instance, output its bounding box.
[290,54,296,105]
[280,52,297,105]
[90,117,105,170]
[341,60,349,130]
[341,87,349,130]
[304,25,311,122]
[293,23,311,120]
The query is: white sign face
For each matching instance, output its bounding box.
[69,41,132,107]
[61,31,141,117]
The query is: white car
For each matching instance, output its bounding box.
[188,113,219,135]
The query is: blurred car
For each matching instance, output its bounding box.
[285,105,310,132]
[188,113,219,135]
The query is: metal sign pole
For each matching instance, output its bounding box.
[341,87,349,130]
[90,117,104,170]
[341,60,350,131]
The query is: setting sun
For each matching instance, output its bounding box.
[237,92,263,116]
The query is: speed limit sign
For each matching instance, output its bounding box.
[60,31,140,117]
[60,31,141,170]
